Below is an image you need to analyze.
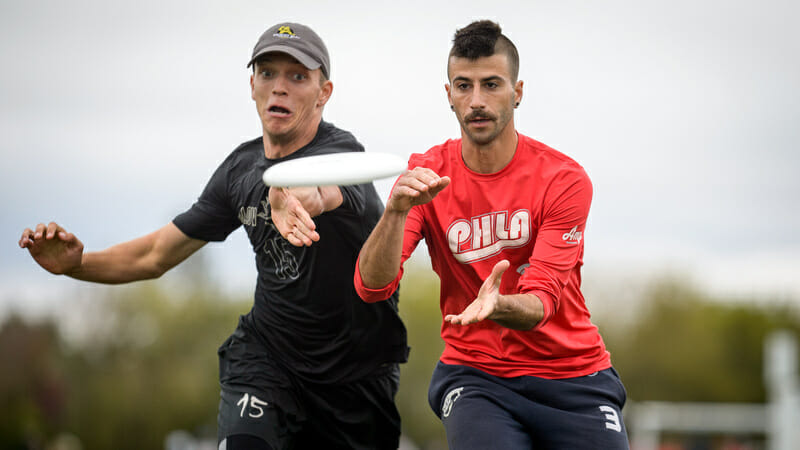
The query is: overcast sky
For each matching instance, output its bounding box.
[2,0,799,318]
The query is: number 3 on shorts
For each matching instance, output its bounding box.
[599,405,622,432]
[237,392,269,418]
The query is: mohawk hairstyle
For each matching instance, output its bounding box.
[448,20,520,82]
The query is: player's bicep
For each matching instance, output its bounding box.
[530,177,592,269]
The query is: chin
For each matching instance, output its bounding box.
[465,132,497,146]
[265,123,292,137]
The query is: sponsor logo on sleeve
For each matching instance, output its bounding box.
[562,226,583,244]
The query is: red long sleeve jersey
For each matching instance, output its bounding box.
[355,133,611,379]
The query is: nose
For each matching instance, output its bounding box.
[272,76,288,96]
[468,86,486,110]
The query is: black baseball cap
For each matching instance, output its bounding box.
[247,23,330,79]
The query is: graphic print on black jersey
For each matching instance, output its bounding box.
[238,195,269,227]
[257,197,270,224]
[264,235,300,281]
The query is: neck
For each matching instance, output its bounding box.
[262,118,322,159]
[461,124,518,174]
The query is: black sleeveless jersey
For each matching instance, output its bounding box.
[174,121,408,384]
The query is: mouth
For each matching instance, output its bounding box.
[466,115,493,127]
[268,105,292,117]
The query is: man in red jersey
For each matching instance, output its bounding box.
[355,20,629,449]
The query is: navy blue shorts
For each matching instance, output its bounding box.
[428,362,630,449]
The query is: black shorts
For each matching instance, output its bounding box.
[216,324,401,450]
[428,361,630,450]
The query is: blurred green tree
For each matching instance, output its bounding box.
[0,248,251,450]
[58,279,250,450]
[599,279,800,403]
[0,316,67,449]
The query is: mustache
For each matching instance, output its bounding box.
[464,111,496,122]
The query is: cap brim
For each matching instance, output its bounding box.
[247,44,322,71]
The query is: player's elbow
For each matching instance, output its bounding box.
[354,254,403,302]
[137,256,174,281]
[137,264,168,281]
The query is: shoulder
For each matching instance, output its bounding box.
[193,137,263,187]
[516,135,593,208]
[518,133,590,183]
[220,136,264,170]
[309,121,365,154]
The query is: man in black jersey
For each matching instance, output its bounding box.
[18,22,408,450]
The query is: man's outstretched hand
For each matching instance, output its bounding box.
[445,260,510,326]
[19,222,84,275]
[268,187,322,247]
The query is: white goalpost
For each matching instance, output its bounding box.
[628,330,799,450]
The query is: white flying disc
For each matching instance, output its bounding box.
[262,152,407,187]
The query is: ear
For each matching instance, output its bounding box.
[317,80,333,108]
[250,73,256,100]
[445,83,453,108]
[514,80,523,107]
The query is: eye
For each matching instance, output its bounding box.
[292,73,307,81]
[486,81,499,89]
[456,82,470,91]
[259,69,273,78]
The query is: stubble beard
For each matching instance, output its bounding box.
[459,106,514,147]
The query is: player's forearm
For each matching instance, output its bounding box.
[281,186,342,217]
[68,224,204,284]
[358,209,408,288]
[491,293,545,330]
[67,238,168,283]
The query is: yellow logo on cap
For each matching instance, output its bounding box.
[277,26,295,36]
